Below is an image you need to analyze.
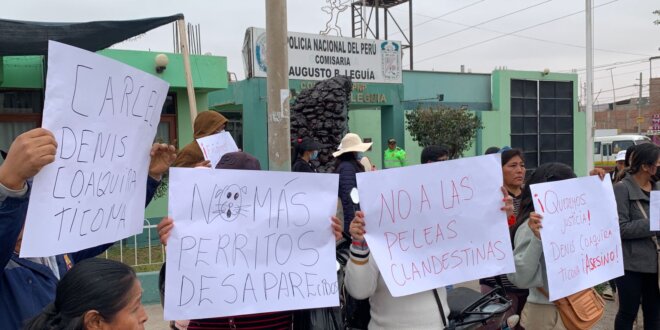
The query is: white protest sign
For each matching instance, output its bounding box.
[21,41,169,257]
[530,175,624,301]
[650,191,660,231]
[356,154,515,297]
[196,132,239,168]
[164,168,339,320]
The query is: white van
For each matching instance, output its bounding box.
[594,135,651,168]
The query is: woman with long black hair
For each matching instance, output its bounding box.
[25,258,147,330]
[613,142,660,330]
[508,163,578,329]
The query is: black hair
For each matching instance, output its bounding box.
[24,259,137,330]
[421,145,449,163]
[484,146,500,155]
[333,152,365,173]
[624,144,639,167]
[501,148,524,167]
[628,143,660,175]
[510,163,576,246]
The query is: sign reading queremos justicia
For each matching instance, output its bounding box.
[243,27,402,84]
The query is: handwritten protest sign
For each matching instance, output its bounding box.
[356,154,515,297]
[650,191,660,231]
[20,41,169,257]
[530,175,623,301]
[196,132,239,168]
[164,168,339,320]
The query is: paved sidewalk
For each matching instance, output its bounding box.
[145,304,169,330]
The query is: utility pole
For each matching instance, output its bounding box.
[637,72,643,134]
[265,0,291,171]
[609,69,615,128]
[177,18,198,130]
[585,0,594,171]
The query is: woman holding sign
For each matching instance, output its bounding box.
[508,163,576,330]
[612,142,660,330]
[345,211,450,329]
[480,147,528,330]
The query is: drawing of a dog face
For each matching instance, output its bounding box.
[213,184,248,222]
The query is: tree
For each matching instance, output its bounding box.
[655,10,660,25]
[405,106,483,159]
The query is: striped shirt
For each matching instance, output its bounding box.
[479,191,525,292]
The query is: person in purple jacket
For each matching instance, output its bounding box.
[0,128,176,329]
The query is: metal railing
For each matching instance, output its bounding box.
[103,219,165,271]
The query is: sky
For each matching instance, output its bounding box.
[4,0,659,105]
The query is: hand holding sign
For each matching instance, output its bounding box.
[530,175,623,301]
[20,41,169,257]
[0,128,57,190]
[148,143,177,180]
[356,154,515,297]
[165,168,339,320]
[528,212,544,240]
[349,211,366,241]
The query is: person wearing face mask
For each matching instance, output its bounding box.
[613,142,660,330]
[292,138,323,173]
[172,111,228,168]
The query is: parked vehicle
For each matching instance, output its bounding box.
[594,135,651,169]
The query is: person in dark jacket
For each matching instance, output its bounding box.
[613,142,660,330]
[292,138,323,173]
[333,133,372,232]
[0,128,175,329]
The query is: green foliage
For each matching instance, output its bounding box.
[405,106,483,159]
[654,10,660,25]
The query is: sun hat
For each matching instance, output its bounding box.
[333,133,373,157]
[615,150,626,162]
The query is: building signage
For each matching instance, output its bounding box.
[244,27,402,84]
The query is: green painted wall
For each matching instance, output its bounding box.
[348,109,382,168]
[0,56,44,88]
[99,50,227,91]
[490,70,585,175]
[402,70,491,109]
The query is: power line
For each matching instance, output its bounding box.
[389,0,488,37]
[560,57,648,73]
[593,67,659,81]
[410,11,651,58]
[415,0,619,64]
[416,0,553,48]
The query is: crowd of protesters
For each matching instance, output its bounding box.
[1,113,659,330]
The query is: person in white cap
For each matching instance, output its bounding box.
[611,150,627,184]
[333,133,372,232]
